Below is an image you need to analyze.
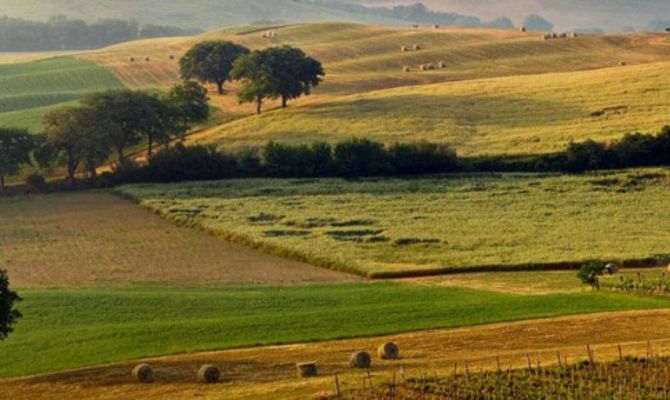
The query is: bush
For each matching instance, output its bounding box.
[388,142,458,175]
[24,173,46,193]
[577,261,607,288]
[263,141,334,177]
[334,138,391,177]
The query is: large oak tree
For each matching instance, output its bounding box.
[179,41,250,95]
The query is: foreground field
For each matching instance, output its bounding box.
[119,169,670,277]
[0,191,352,288]
[4,309,670,400]
[2,284,670,378]
[0,57,123,131]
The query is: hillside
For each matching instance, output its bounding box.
[355,0,670,32]
[0,0,402,30]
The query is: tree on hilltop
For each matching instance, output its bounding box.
[523,14,554,32]
[0,128,34,196]
[179,41,250,95]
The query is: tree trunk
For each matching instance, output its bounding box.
[281,95,288,108]
[147,135,154,158]
[216,81,224,95]
[117,145,125,164]
[0,175,4,196]
[256,98,263,114]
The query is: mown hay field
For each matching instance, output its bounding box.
[2,284,670,378]
[5,309,670,400]
[118,169,670,278]
[0,56,123,132]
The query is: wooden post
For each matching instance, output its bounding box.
[587,345,594,364]
[617,344,623,362]
[334,374,341,397]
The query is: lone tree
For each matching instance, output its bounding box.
[231,46,324,113]
[179,41,250,95]
[0,269,21,341]
[0,128,34,195]
[166,80,211,138]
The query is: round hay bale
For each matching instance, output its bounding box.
[605,263,620,275]
[569,32,579,38]
[296,362,318,378]
[169,55,175,60]
[401,46,408,52]
[132,364,154,383]
[433,24,440,29]
[520,26,527,32]
[403,66,411,73]
[412,24,419,29]
[197,364,220,384]
[145,57,151,62]
[559,32,567,38]
[350,351,371,368]
[438,61,446,68]
[413,44,420,51]
[551,33,559,39]
[129,57,135,62]
[377,342,400,359]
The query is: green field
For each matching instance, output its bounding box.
[118,169,670,278]
[3,283,670,377]
[0,57,124,132]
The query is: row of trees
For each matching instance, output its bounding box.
[0,15,201,51]
[0,81,209,193]
[111,139,460,184]
[179,41,324,113]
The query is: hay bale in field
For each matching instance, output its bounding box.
[129,57,135,62]
[433,24,440,29]
[296,362,318,378]
[132,364,154,383]
[605,263,620,275]
[197,364,221,384]
[542,33,551,40]
[145,57,151,62]
[438,61,446,68]
[552,33,559,39]
[403,66,411,73]
[350,351,371,368]
[377,342,400,359]
[169,55,175,60]
[413,43,421,51]
[559,32,568,38]
[520,26,527,32]
[569,32,579,38]
[620,61,627,66]
[401,45,408,52]
[412,24,419,29]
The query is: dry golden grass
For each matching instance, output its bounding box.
[0,191,356,288]
[4,310,670,400]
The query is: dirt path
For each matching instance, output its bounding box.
[0,191,357,288]
[4,309,670,399]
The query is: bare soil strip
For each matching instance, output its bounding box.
[4,310,670,400]
[0,191,356,288]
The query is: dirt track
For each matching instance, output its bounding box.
[0,191,357,288]
[4,309,670,400]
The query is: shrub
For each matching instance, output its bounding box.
[388,142,458,175]
[577,261,607,288]
[24,173,46,193]
[334,138,391,177]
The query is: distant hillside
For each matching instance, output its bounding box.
[353,0,670,32]
[0,0,403,29]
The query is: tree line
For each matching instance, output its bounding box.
[0,15,201,51]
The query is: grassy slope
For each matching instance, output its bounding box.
[118,169,670,277]
[2,283,670,377]
[194,60,670,156]
[0,57,124,132]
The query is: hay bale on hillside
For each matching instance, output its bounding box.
[620,61,627,66]
[145,57,151,62]
[542,33,551,40]
[551,33,559,39]
[377,342,400,359]
[401,46,408,52]
[438,61,446,68]
[169,55,175,60]
[520,26,527,32]
[559,32,568,38]
[412,24,419,29]
[413,43,421,51]
[605,263,620,275]
[296,362,318,378]
[350,351,372,368]
[129,57,135,62]
[132,364,154,383]
[569,32,579,38]
[197,364,221,384]
[403,66,411,73]
[433,24,440,29]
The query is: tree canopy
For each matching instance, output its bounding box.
[231,45,324,113]
[166,80,211,136]
[0,128,34,194]
[179,41,250,95]
[0,269,21,341]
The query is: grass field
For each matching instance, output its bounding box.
[0,57,124,132]
[5,309,670,399]
[118,169,670,277]
[0,191,352,288]
[2,283,670,378]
